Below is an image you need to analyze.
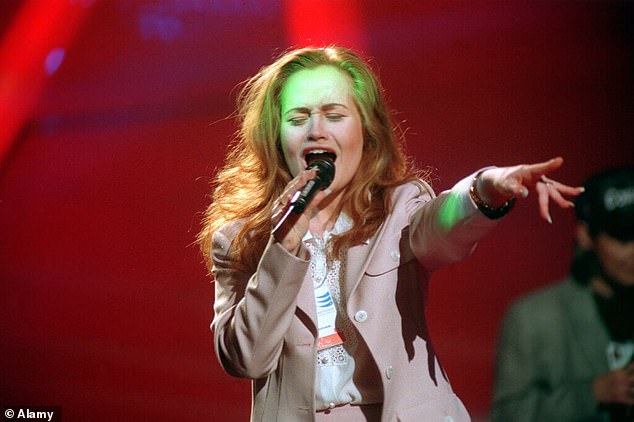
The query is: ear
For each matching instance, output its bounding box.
[575,222,594,250]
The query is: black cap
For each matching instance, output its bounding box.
[575,167,634,242]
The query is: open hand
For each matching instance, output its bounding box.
[477,157,584,223]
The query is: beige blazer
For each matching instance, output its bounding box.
[211,175,498,421]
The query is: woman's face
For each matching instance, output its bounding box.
[279,65,364,195]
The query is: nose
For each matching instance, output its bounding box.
[307,114,326,141]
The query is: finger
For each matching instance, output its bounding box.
[536,156,564,174]
[281,168,318,198]
[541,176,584,197]
[535,181,552,223]
[275,185,332,239]
[544,182,575,209]
[271,198,294,224]
[272,175,309,229]
[274,169,319,216]
[271,201,292,234]
[542,156,564,172]
[272,190,295,219]
[522,157,564,177]
[274,169,320,215]
[285,168,317,193]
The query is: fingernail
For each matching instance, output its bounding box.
[323,188,332,196]
[578,187,585,192]
[547,215,553,224]
[521,188,529,198]
[568,201,575,208]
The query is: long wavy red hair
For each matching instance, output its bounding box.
[198,46,425,271]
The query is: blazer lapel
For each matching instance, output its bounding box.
[344,222,388,300]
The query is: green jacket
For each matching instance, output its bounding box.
[491,277,611,422]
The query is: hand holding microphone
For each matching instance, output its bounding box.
[271,157,335,254]
[288,157,335,214]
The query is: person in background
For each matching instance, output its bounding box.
[491,167,634,422]
[198,45,582,421]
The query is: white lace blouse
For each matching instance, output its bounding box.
[303,213,382,411]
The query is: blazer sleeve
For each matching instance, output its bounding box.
[210,226,310,379]
[408,172,500,271]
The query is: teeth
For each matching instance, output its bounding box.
[306,149,329,155]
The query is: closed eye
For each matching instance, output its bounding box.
[326,114,344,121]
[288,117,308,126]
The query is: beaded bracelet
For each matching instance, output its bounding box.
[469,171,516,219]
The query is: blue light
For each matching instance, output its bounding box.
[44,48,65,76]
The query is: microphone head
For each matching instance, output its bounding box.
[307,157,335,189]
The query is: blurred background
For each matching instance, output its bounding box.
[1,1,632,420]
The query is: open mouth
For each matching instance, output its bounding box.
[304,149,337,167]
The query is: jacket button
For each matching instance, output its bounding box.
[390,249,400,262]
[385,366,393,379]
[354,310,368,322]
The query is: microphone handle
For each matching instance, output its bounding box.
[290,177,321,214]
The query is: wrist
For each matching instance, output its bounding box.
[469,171,516,219]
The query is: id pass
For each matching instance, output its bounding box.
[314,283,345,350]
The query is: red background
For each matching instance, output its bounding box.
[1,1,632,421]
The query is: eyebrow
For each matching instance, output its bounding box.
[283,103,349,116]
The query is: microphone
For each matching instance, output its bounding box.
[289,157,335,214]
